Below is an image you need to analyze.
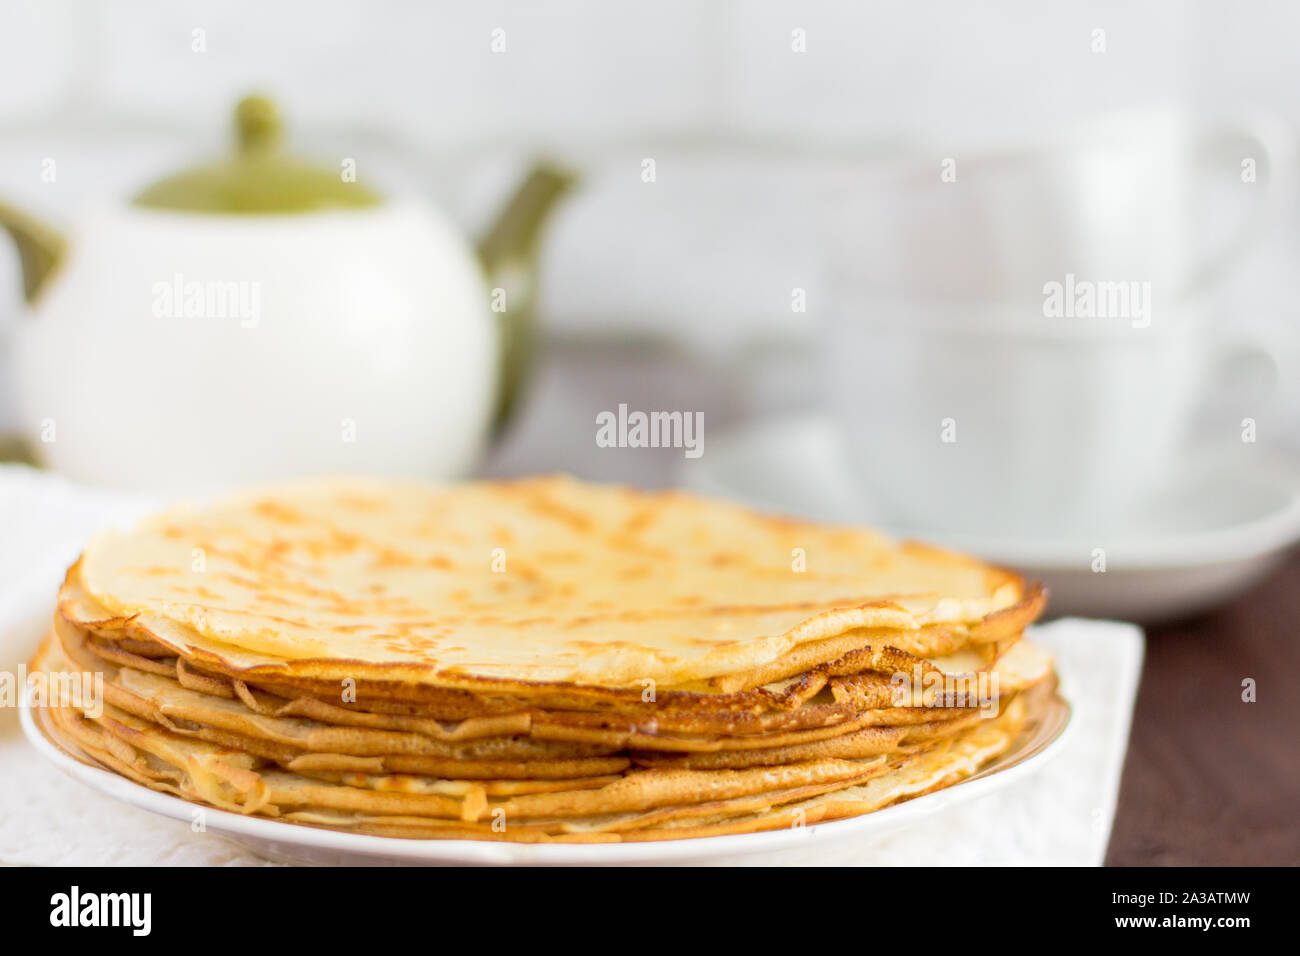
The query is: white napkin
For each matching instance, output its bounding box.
[0,465,1142,866]
[721,617,1143,866]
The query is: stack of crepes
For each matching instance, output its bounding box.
[30,476,1053,843]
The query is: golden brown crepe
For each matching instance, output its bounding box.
[74,476,1037,687]
[28,475,1054,843]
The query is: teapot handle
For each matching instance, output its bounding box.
[0,201,66,304]
[0,202,65,463]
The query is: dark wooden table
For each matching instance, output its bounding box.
[1106,554,1300,865]
[488,338,1300,866]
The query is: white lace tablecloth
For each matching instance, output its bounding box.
[0,464,1143,866]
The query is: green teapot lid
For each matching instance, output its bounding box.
[133,95,383,213]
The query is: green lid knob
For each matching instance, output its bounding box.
[234,95,282,154]
[133,94,383,214]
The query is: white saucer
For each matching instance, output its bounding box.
[680,415,1300,622]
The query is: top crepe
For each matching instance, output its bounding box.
[76,476,1033,688]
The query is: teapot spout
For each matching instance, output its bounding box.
[476,163,576,431]
[476,162,575,280]
[0,201,66,304]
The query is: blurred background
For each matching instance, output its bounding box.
[3,0,1300,349]
[2,2,1299,864]
[2,0,1299,620]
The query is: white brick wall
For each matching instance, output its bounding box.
[1,0,1298,351]
[8,0,1271,148]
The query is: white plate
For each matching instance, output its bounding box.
[681,415,1300,622]
[21,684,1070,867]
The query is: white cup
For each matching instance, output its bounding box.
[822,108,1295,538]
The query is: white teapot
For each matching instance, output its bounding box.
[0,96,571,493]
